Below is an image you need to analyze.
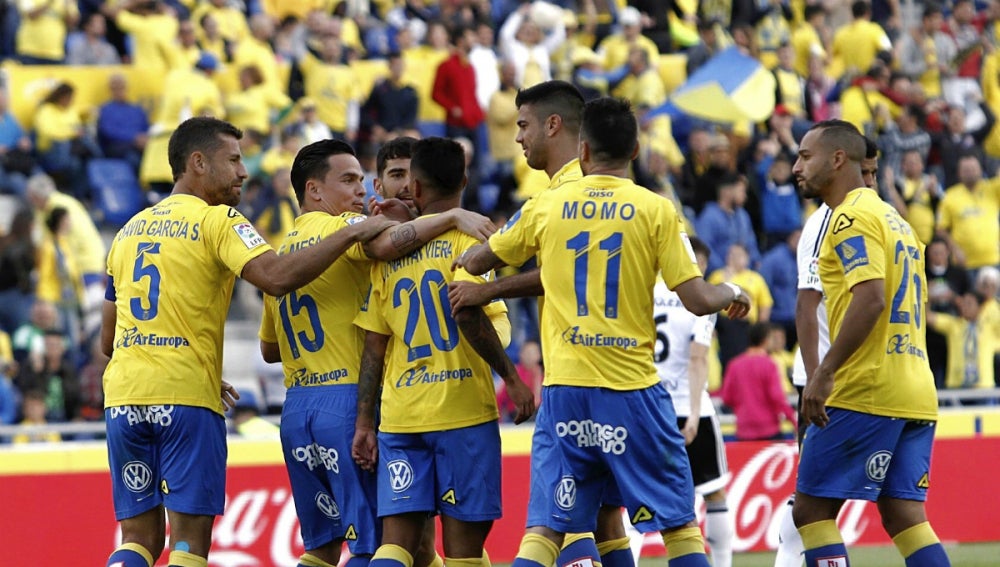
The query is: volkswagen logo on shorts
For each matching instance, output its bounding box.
[866,450,893,482]
[315,493,340,519]
[387,459,414,493]
[122,461,153,493]
[554,476,577,511]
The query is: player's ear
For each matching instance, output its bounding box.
[630,141,640,161]
[579,138,590,164]
[546,113,561,136]
[373,177,383,196]
[190,150,207,174]
[411,177,422,199]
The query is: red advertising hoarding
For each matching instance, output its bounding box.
[0,436,996,566]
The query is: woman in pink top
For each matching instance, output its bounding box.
[722,323,797,440]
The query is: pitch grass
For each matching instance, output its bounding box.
[635,542,1000,566]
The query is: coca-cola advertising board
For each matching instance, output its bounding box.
[1,435,997,565]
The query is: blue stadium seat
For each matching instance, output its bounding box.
[87,159,146,228]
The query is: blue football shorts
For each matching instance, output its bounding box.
[797,407,935,502]
[525,385,696,533]
[377,420,502,521]
[281,385,379,554]
[105,405,227,520]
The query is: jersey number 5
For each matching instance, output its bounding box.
[130,242,161,321]
[393,270,460,362]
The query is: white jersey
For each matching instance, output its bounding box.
[792,204,832,387]
[653,280,717,417]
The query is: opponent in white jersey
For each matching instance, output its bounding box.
[652,237,732,567]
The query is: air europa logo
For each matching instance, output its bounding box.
[116,327,190,349]
[561,327,638,349]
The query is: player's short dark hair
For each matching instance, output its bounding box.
[809,120,866,162]
[581,97,637,164]
[851,0,871,18]
[515,80,585,135]
[168,117,243,182]
[410,137,466,196]
[864,136,879,159]
[804,4,825,20]
[376,136,417,178]
[290,139,357,205]
[748,322,772,347]
[688,235,710,262]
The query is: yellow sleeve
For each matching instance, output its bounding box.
[335,213,370,262]
[489,311,512,349]
[489,195,544,269]
[354,274,391,335]
[657,199,702,289]
[259,294,279,343]
[826,209,886,289]
[929,312,957,335]
[203,206,273,276]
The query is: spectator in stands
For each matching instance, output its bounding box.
[686,18,723,77]
[832,0,893,77]
[197,12,233,64]
[11,301,56,371]
[75,338,107,422]
[261,127,302,178]
[26,174,105,350]
[895,3,956,100]
[96,74,150,172]
[66,12,120,65]
[709,243,773,370]
[693,133,740,217]
[936,154,1000,278]
[611,46,666,109]
[696,171,761,274]
[0,330,18,425]
[487,61,520,213]
[246,167,297,248]
[928,293,999,393]
[224,64,292,135]
[755,0,793,70]
[292,98,332,146]
[933,94,996,188]
[883,150,942,245]
[361,51,420,145]
[12,390,61,443]
[676,127,712,214]
[773,44,809,131]
[760,229,800,347]
[499,3,567,88]
[755,141,801,249]
[925,238,972,388]
[879,103,932,179]
[470,21,501,111]
[169,17,201,69]
[596,6,659,71]
[102,0,178,73]
[232,14,282,91]
[943,0,986,107]
[33,82,102,200]
[721,322,797,441]
[192,0,249,45]
[15,0,79,64]
[299,36,359,142]
[0,90,34,197]
[0,207,36,336]
[791,4,827,79]
[16,329,78,423]
[804,50,837,122]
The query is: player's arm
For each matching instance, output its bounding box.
[353,330,389,472]
[453,241,506,275]
[100,299,116,358]
[673,276,751,318]
[453,306,536,424]
[260,340,281,364]
[795,288,823,379]
[242,215,397,297]
[682,341,710,445]
[803,279,884,427]
[363,209,496,261]
[448,269,544,314]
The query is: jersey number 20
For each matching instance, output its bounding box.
[393,270,460,361]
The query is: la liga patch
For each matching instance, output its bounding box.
[233,222,265,249]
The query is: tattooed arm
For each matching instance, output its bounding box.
[453,306,536,424]
[353,330,389,471]
[363,209,497,260]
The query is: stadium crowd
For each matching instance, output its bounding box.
[1,0,1000,439]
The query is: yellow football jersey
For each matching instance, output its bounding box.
[354,223,507,434]
[259,212,370,389]
[819,188,937,420]
[489,175,702,391]
[104,194,271,414]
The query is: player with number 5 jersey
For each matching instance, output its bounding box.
[101,118,398,567]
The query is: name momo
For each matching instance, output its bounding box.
[561,200,636,221]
